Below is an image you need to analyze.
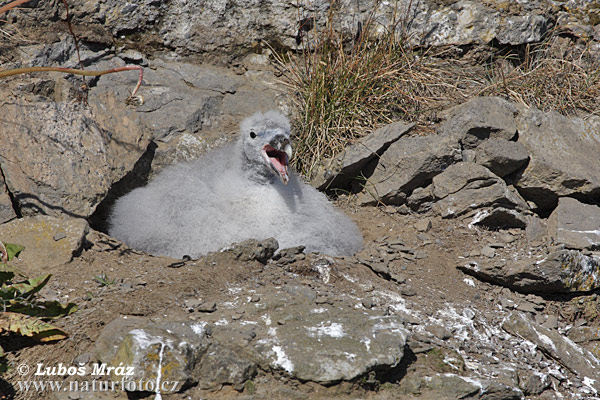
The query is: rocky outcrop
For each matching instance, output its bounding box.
[429,162,528,218]
[440,96,519,148]
[19,0,555,58]
[547,197,600,251]
[459,249,600,294]
[468,138,529,178]
[311,121,414,191]
[0,173,16,224]
[503,312,600,393]
[515,108,600,212]
[0,216,89,274]
[94,287,409,388]
[359,134,461,205]
[0,96,151,219]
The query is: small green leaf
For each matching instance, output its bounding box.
[9,274,52,300]
[4,243,25,261]
[8,301,78,319]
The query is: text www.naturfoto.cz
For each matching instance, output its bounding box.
[16,378,181,394]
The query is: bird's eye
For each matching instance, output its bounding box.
[250,131,257,139]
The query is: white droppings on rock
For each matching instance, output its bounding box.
[463,277,476,287]
[190,322,207,335]
[307,322,346,338]
[272,345,294,374]
[583,377,598,394]
[468,210,489,229]
[361,337,371,352]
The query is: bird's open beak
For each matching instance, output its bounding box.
[262,141,293,185]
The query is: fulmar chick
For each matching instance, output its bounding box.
[109,110,363,258]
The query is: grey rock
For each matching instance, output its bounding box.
[360,134,461,205]
[568,326,600,344]
[525,215,548,244]
[415,218,432,232]
[96,285,409,388]
[228,238,279,264]
[95,317,253,390]
[0,173,16,224]
[515,107,600,212]
[312,120,414,191]
[519,369,550,396]
[430,162,528,218]
[495,14,549,45]
[26,0,551,60]
[473,138,530,177]
[0,98,150,218]
[197,301,217,313]
[459,249,600,294]
[481,246,496,258]
[0,216,89,273]
[470,208,529,229]
[542,315,559,330]
[398,372,481,399]
[440,97,518,149]
[503,313,600,392]
[410,1,548,48]
[425,324,452,341]
[547,197,600,250]
[480,383,523,400]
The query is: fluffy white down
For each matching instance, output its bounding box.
[109,111,363,258]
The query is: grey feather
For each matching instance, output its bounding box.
[108,111,363,258]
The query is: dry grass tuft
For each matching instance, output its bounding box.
[274,6,600,179]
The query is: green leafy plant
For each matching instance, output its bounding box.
[93,272,117,287]
[0,241,77,374]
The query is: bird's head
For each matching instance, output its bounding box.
[240,111,293,185]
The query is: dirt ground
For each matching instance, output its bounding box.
[0,198,590,400]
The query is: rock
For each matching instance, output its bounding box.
[228,238,279,264]
[272,246,305,265]
[459,249,600,294]
[469,208,529,230]
[415,218,432,232]
[254,309,408,383]
[542,315,559,330]
[0,216,89,273]
[410,1,548,47]
[397,371,482,399]
[94,316,254,390]
[568,326,600,344]
[95,285,409,389]
[311,120,414,191]
[515,107,600,212]
[440,97,518,149]
[359,134,461,205]
[20,0,551,60]
[0,96,150,218]
[503,313,600,392]
[425,324,452,341]
[429,162,528,218]
[480,246,495,258]
[473,138,530,177]
[525,215,547,244]
[0,174,16,224]
[519,370,551,396]
[480,383,523,400]
[547,197,600,250]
